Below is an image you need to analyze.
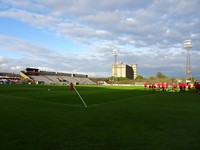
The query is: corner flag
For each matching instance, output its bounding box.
[70,82,74,92]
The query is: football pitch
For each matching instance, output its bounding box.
[0,84,200,150]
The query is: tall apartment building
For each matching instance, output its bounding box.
[112,62,138,79]
[132,64,138,79]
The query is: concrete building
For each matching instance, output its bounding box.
[132,64,138,79]
[112,62,138,79]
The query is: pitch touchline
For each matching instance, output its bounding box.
[1,94,85,108]
[89,92,162,107]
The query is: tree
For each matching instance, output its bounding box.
[148,76,155,80]
[135,75,144,80]
[191,76,196,83]
[118,77,129,81]
[108,76,115,81]
[156,72,167,78]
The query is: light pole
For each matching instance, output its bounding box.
[112,49,118,81]
[183,40,192,81]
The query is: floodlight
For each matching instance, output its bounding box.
[183,40,192,48]
[112,49,117,56]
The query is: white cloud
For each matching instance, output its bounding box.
[1,1,199,48]
[0,56,6,63]
[0,35,113,76]
[0,35,52,57]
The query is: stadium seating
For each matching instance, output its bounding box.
[21,68,95,85]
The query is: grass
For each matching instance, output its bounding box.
[0,84,200,150]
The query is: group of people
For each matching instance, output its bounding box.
[144,82,169,91]
[194,81,200,93]
[144,81,199,93]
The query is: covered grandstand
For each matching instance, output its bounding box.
[20,68,95,85]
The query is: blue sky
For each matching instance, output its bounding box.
[0,0,200,79]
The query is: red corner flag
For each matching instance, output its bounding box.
[70,82,74,92]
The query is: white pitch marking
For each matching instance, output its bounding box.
[89,92,162,107]
[1,94,85,108]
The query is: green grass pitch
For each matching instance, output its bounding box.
[0,84,200,150]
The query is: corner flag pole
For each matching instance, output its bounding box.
[73,86,88,108]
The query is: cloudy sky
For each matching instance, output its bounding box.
[0,0,200,79]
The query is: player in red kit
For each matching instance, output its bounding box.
[152,83,155,91]
[172,83,177,91]
[70,82,74,92]
[157,82,161,91]
[179,83,183,91]
[165,83,169,91]
[144,82,147,90]
[161,82,165,91]
[194,81,200,93]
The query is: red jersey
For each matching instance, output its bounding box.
[194,83,197,88]
[152,83,156,88]
[183,83,186,88]
[70,82,74,91]
[197,83,200,89]
[166,83,169,88]
[161,83,164,87]
[188,83,191,88]
[179,83,183,88]
[144,82,147,87]
[157,83,161,87]
[173,83,177,88]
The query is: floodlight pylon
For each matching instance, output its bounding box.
[183,40,192,81]
[112,49,118,81]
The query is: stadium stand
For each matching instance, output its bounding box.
[0,73,20,84]
[30,75,54,84]
[20,68,95,85]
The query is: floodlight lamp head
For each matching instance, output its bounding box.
[183,40,192,48]
[112,49,117,56]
